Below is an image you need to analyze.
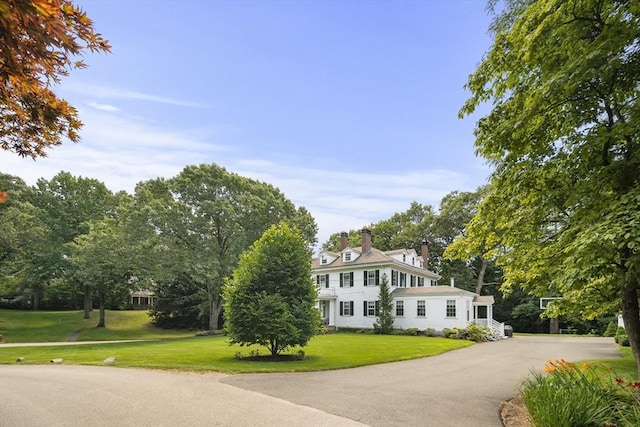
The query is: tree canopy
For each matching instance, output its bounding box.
[137,163,317,331]
[452,0,640,375]
[223,222,321,356]
[0,0,110,158]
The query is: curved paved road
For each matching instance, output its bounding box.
[0,336,619,427]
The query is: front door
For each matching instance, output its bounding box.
[320,300,329,324]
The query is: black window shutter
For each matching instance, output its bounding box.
[363,301,368,316]
[340,302,344,316]
[340,273,343,287]
[375,270,380,285]
[375,300,380,315]
[325,274,329,288]
[350,301,354,315]
[364,271,368,286]
[350,272,354,287]
[316,275,319,285]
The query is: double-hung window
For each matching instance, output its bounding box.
[363,270,380,286]
[399,272,406,287]
[340,272,353,287]
[446,300,456,318]
[395,301,404,316]
[417,300,426,317]
[340,301,354,316]
[391,270,398,287]
[316,274,329,288]
[363,300,379,316]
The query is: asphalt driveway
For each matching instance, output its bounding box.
[0,336,620,427]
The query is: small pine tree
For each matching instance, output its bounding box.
[374,273,394,334]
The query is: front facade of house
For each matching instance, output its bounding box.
[312,229,503,336]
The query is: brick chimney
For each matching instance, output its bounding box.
[340,232,349,250]
[421,239,429,269]
[361,228,372,253]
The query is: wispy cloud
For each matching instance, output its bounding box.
[87,102,120,112]
[65,82,207,108]
[0,106,480,246]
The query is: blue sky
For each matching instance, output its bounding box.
[1,0,494,245]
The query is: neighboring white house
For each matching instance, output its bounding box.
[312,229,504,337]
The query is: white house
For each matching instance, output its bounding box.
[312,229,504,337]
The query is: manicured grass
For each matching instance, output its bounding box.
[0,333,474,373]
[0,309,193,343]
[589,346,637,381]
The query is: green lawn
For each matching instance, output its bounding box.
[0,333,474,373]
[0,309,193,342]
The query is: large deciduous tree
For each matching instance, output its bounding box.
[69,218,133,328]
[0,0,110,158]
[456,0,640,374]
[26,172,117,312]
[138,164,317,331]
[223,222,321,357]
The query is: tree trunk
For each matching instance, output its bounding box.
[475,259,488,294]
[83,285,92,319]
[96,297,106,328]
[620,271,640,379]
[32,285,41,310]
[209,295,223,331]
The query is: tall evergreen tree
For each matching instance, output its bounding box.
[374,274,394,334]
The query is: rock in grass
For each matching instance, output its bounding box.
[103,357,116,365]
[50,358,63,364]
[16,357,25,362]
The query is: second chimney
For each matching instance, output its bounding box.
[421,239,429,270]
[361,228,372,253]
[340,232,349,250]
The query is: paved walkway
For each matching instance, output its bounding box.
[0,336,620,427]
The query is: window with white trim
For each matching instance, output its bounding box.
[368,270,376,285]
[417,277,424,287]
[340,301,354,316]
[367,301,376,316]
[321,255,327,264]
[410,275,416,287]
[417,300,426,317]
[364,270,379,286]
[344,252,351,261]
[399,272,406,287]
[340,272,353,287]
[446,300,456,318]
[395,301,404,316]
[391,270,398,287]
[316,274,329,288]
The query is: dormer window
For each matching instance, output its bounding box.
[344,252,351,262]
[412,257,415,266]
[402,254,406,262]
[419,260,423,268]
[321,255,327,264]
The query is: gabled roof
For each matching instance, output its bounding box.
[474,295,495,304]
[391,286,478,298]
[312,247,440,278]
